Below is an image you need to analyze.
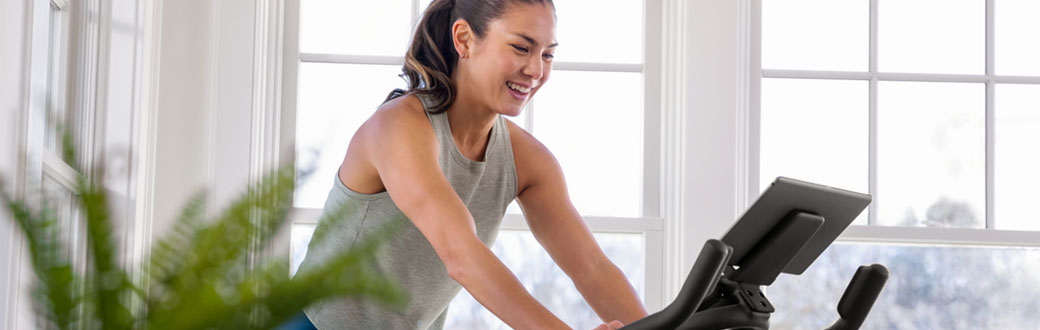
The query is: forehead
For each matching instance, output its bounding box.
[486,2,556,44]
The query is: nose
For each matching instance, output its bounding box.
[522,55,544,81]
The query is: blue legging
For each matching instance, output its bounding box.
[277,312,317,330]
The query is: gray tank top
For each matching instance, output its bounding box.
[298,93,518,330]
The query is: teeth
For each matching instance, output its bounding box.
[507,82,531,93]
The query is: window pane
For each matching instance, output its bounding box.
[770,243,1040,329]
[995,84,1040,231]
[762,0,867,71]
[877,82,985,228]
[300,0,413,56]
[879,0,984,74]
[760,78,869,224]
[295,63,405,208]
[533,71,643,217]
[552,0,642,64]
[445,231,644,329]
[45,7,71,156]
[290,223,317,276]
[996,0,1040,76]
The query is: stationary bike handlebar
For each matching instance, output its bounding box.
[620,240,733,330]
[620,240,889,330]
[825,264,889,330]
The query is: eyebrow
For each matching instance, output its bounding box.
[515,33,558,48]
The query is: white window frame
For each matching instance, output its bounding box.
[5,0,163,327]
[749,0,1040,248]
[280,0,671,312]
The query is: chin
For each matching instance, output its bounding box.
[496,106,524,117]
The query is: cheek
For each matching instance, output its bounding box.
[498,56,524,75]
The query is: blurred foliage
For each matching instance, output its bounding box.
[1,131,408,330]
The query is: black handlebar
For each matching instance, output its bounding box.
[621,240,732,330]
[825,264,889,330]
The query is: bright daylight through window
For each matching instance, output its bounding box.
[760,0,1040,328]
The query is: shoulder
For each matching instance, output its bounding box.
[352,93,440,162]
[505,120,552,161]
[367,93,430,130]
[505,119,562,194]
[359,94,434,143]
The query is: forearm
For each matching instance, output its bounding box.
[573,260,648,325]
[450,240,569,330]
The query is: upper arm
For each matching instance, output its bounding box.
[510,123,610,277]
[359,97,480,267]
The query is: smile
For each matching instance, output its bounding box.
[506,81,532,93]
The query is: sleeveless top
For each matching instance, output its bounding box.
[297,92,519,330]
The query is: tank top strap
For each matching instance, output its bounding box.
[415,93,455,153]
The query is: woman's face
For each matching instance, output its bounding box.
[457,3,556,117]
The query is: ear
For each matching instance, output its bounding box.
[452,19,474,59]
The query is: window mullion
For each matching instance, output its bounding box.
[985,0,996,230]
[498,213,664,233]
[868,77,878,227]
[986,0,995,76]
[986,81,995,230]
[868,0,878,226]
[525,98,535,134]
[298,53,403,66]
[411,0,420,31]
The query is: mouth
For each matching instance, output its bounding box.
[506,81,532,100]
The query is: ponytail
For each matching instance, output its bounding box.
[397,0,459,113]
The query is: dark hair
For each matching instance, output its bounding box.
[387,0,555,113]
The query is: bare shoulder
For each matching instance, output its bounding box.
[505,119,553,160]
[366,94,430,132]
[505,119,561,194]
[341,93,438,194]
[356,94,436,149]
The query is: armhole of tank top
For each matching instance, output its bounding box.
[501,117,520,199]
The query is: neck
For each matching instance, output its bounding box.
[445,78,499,152]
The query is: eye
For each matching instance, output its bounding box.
[542,53,555,60]
[511,44,529,53]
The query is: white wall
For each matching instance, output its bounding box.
[152,0,269,232]
[0,0,28,328]
[152,0,217,236]
[678,0,752,279]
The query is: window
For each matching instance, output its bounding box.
[757,0,1040,327]
[285,1,661,328]
[31,0,90,273]
[18,4,109,325]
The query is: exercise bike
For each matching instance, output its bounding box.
[622,177,889,330]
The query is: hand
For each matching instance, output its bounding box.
[592,320,625,330]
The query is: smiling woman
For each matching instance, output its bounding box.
[399,0,557,115]
[290,0,647,329]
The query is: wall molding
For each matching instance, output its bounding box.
[659,0,689,310]
[250,0,290,269]
[124,0,164,316]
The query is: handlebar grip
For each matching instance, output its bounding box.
[825,264,889,330]
[621,239,732,330]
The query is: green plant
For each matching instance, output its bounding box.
[1,133,408,330]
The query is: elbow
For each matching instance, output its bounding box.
[446,260,469,284]
[440,237,482,285]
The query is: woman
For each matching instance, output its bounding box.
[294,0,647,329]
